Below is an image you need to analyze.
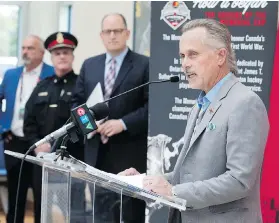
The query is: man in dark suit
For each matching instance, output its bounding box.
[0,35,54,223]
[72,13,149,223]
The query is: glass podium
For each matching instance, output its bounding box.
[5,150,187,223]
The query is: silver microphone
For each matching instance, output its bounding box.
[34,122,75,148]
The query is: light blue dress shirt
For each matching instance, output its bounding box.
[105,47,129,80]
[197,72,232,112]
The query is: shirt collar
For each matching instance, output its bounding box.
[197,91,208,109]
[54,70,75,84]
[197,72,232,108]
[23,62,43,75]
[105,47,128,65]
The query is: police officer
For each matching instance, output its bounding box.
[24,32,85,223]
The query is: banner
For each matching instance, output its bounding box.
[261,27,279,223]
[148,1,278,222]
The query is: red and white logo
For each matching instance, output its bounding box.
[77,107,85,116]
[160,1,191,30]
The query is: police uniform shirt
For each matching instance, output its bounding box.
[24,70,78,147]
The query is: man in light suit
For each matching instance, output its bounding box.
[0,35,54,223]
[120,19,269,223]
[72,13,148,223]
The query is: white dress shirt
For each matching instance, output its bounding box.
[11,63,43,137]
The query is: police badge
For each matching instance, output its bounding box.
[56,32,64,44]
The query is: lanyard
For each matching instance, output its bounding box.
[19,73,24,103]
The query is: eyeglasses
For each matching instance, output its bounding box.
[102,28,126,36]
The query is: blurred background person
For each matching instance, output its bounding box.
[24,32,85,223]
[0,35,54,223]
[72,13,149,223]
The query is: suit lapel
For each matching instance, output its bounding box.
[188,101,222,149]
[39,63,47,80]
[111,50,133,96]
[178,105,200,161]
[184,105,200,148]
[177,74,240,168]
[172,105,200,183]
[96,55,106,95]
[14,68,23,84]
[9,67,23,113]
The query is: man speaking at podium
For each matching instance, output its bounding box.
[120,19,269,223]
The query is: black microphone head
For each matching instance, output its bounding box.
[170,76,179,82]
[90,103,109,120]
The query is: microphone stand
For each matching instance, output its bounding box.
[50,117,72,153]
[53,123,79,160]
[54,135,70,161]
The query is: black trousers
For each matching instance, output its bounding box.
[3,132,40,223]
[93,142,146,223]
[168,209,182,223]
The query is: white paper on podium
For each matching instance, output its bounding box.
[86,82,104,139]
[106,173,146,189]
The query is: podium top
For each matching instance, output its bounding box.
[5,150,187,211]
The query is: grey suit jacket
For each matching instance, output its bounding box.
[166,74,269,223]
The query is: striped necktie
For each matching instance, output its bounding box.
[104,58,116,100]
[101,58,116,144]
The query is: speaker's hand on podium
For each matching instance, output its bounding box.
[117,167,141,176]
[34,142,51,155]
[143,175,173,197]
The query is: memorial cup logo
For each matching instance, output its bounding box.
[160,1,191,30]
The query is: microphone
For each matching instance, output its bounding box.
[169,76,180,82]
[98,75,180,105]
[30,75,179,150]
[29,103,109,151]
[70,102,109,135]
